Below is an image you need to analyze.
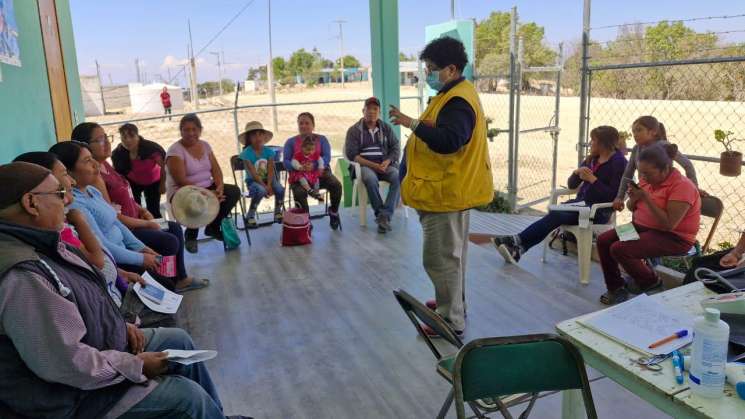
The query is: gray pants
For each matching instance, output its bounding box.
[418,210,470,331]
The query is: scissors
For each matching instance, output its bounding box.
[634,353,672,371]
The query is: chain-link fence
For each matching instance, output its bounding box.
[93,96,421,215]
[577,7,745,248]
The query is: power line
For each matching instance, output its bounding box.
[591,13,745,31]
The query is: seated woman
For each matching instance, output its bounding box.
[597,143,701,305]
[238,121,285,227]
[50,141,206,295]
[111,123,166,217]
[283,112,342,230]
[69,122,208,292]
[12,151,176,327]
[493,126,627,263]
[166,113,241,252]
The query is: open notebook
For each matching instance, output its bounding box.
[578,294,694,356]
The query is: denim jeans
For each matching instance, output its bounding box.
[118,327,224,419]
[359,165,400,219]
[517,210,580,252]
[246,177,285,215]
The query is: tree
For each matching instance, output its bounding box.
[335,55,361,68]
[399,52,416,61]
[247,66,266,81]
[474,11,556,76]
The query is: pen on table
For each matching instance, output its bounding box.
[671,350,685,385]
[649,329,688,349]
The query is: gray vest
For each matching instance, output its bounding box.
[0,227,132,419]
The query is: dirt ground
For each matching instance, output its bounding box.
[91,81,745,247]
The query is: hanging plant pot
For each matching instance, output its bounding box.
[720,151,742,177]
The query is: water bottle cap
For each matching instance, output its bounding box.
[704,307,721,322]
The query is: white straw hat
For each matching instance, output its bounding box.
[238,121,274,146]
[170,185,220,229]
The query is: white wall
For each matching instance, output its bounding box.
[80,76,104,116]
[128,83,184,115]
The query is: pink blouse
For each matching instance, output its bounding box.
[100,161,141,218]
[166,140,214,200]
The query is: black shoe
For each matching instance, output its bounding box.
[329,211,341,231]
[204,225,223,242]
[185,239,198,254]
[375,215,387,234]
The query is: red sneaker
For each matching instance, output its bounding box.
[421,323,464,339]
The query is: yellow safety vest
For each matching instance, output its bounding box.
[401,79,493,212]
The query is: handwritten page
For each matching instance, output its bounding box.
[133,273,182,314]
[579,294,694,355]
[165,349,218,365]
[615,223,640,242]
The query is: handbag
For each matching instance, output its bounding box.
[221,217,241,250]
[281,208,312,246]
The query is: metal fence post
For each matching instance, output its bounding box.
[506,6,518,210]
[577,0,592,165]
[513,37,524,208]
[551,43,564,193]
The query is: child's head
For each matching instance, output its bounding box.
[632,116,667,146]
[589,125,619,157]
[301,135,315,155]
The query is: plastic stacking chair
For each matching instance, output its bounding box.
[541,187,615,285]
[350,161,408,227]
[393,289,535,419]
[231,154,285,229]
[452,334,598,419]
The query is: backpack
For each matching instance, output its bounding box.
[281,208,312,246]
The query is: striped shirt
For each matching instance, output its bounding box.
[359,127,384,163]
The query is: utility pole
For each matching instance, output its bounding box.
[95,59,106,114]
[167,67,172,84]
[188,19,200,109]
[210,51,223,96]
[450,0,456,19]
[267,0,278,133]
[134,58,141,83]
[333,20,347,88]
[107,73,113,86]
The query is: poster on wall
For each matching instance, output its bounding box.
[0,0,21,67]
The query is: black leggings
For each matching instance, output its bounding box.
[131,181,163,218]
[184,183,241,240]
[127,221,187,290]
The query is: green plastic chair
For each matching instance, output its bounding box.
[393,289,536,419]
[452,334,598,419]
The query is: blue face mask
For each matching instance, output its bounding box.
[426,70,443,91]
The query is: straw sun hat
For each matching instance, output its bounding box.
[238,121,273,146]
[171,185,220,229]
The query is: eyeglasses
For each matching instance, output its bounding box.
[30,188,67,200]
[89,134,113,145]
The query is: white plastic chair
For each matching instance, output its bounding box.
[541,188,616,285]
[349,161,408,227]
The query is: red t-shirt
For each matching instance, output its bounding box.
[160,91,171,108]
[633,168,701,244]
[100,161,141,219]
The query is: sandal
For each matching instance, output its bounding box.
[600,288,629,305]
[627,278,662,295]
[175,278,210,294]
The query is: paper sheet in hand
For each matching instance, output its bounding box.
[615,223,640,242]
[164,349,217,365]
[578,294,693,355]
[133,273,182,314]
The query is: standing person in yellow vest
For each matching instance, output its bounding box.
[389,37,493,337]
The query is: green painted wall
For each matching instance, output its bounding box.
[369,0,400,139]
[0,0,83,163]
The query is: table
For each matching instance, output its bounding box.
[557,282,745,418]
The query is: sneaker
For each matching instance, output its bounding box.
[421,323,464,339]
[385,217,393,232]
[376,215,387,234]
[492,236,521,264]
[247,215,258,229]
[425,299,467,318]
[309,189,324,201]
[274,210,283,223]
[329,211,341,231]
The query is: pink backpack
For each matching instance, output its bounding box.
[281,208,312,246]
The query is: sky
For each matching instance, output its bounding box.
[69,0,745,86]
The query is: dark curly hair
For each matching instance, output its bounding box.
[419,36,469,72]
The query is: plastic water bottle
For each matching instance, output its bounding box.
[689,308,730,398]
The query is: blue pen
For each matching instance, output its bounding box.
[672,350,684,385]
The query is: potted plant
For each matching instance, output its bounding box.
[714,129,743,176]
